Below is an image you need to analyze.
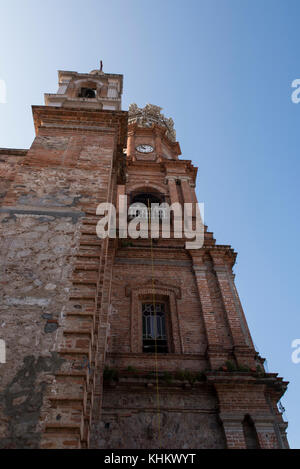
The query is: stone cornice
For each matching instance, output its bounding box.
[0,148,28,156]
[207,372,289,401]
[163,160,197,178]
[190,245,237,266]
[32,105,128,148]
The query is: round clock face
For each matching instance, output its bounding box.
[136,144,154,154]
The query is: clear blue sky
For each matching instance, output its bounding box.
[0,0,299,448]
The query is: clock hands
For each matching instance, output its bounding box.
[136,144,154,153]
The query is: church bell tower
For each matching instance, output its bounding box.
[90,102,289,449]
[0,64,289,449]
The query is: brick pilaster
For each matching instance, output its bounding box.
[165,176,179,205]
[254,419,280,449]
[180,176,193,204]
[191,253,227,369]
[210,251,256,368]
[219,414,247,449]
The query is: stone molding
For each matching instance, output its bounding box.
[125,280,182,354]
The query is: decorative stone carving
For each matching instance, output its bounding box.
[128,103,176,142]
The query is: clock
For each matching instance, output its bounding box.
[136,144,154,154]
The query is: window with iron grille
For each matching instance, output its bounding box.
[142,303,168,353]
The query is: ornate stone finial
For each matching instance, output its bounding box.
[128,103,176,142]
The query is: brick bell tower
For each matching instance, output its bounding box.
[0,65,289,449]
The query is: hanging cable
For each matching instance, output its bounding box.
[147,198,162,449]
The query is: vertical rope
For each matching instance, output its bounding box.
[147,198,162,449]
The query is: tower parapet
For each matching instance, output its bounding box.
[44,65,123,111]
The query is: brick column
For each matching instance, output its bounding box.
[212,377,284,449]
[220,414,247,449]
[191,253,227,369]
[154,128,163,159]
[127,131,135,159]
[180,176,199,221]
[211,251,256,368]
[165,175,179,205]
[254,419,280,449]
[165,176,181,238]
[189,181,198,204]
[180,176,193,204]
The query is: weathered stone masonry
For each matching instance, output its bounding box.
[0,65,289,449]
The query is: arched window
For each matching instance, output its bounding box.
[131,193,162,206]
[126,283,181,354]
[129,191,166,220]
[78,87,96,98]
[243,415,260,449]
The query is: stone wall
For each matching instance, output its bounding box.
[0,107,127,448]
[0,149,26,205]
[91,384,226,449]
